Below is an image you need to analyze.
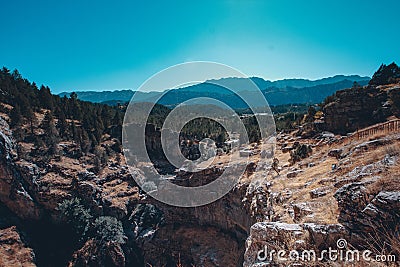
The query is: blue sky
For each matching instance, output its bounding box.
[1,0,399,93]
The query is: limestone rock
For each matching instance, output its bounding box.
[334,179,400,248]
[244,222,348,266]
[286,170,303,178]
[292,202,312,222]
[322,85,395,134]
[309,186,331,199]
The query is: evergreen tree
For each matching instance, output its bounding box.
[56,110,68,138]
[58,198,92,239]
[70,120,78,141]
[39,85,54,110]
[100,106,112,128]
[69,92,83,121]
[41,111,60,155]
[112,111,122,126]
[10,104,22,127]
[80,128,91,153]
[11,69,22,80]
[25,106,36,135]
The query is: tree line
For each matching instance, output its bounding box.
[0,67,123,158]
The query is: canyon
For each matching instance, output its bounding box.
[0,64,399,266]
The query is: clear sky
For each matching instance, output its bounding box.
[1,0,399,93]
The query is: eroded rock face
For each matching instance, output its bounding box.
[243,154,400,266]
[323,86,390,134]
[141,225,242,267]
[0,226,36,267]
[1,113,263,266]
[137,181,256,266]
[244,222,347,266]
[68,239,126,267]
[0,117,42,220]
[322,63,400,135]
[334,180,400,248]
[292,202,312,222]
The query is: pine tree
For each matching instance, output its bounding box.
[69,92,83,121]
[80,128,91,153]
[100,106,112,128]
[41,111,59,154]
[39,85,54,110]
[42,111,58,137]
[70,120,78,141]
[112,111,122,126]
[25,106,36,135]
[56,110,68,138]
[10,104,22,127]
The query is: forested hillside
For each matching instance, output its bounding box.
[0,67,124,166]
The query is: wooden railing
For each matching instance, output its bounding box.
[352,119,400,140]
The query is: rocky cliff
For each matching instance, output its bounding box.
[1,114,272,266]
[243,131,400,266]
[0,117,42,219]
[322,63,400,134]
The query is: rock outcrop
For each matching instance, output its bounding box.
[69,239,126,267]
[136,179,260,266]
[323,86,391,134]
[334,180,400,251]
[322,64,400,135]
[0,117,42,219]
[0,226,36,267]
[244,222,347,266]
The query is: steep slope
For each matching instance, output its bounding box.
[244,128,400,266]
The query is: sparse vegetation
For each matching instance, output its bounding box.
[58,198,126,249]
[289,142,312,164]
[58,198,92,238]
[92,216,126,245]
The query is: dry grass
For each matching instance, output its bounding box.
[269,143,340,224]
[360,225,400,266]
[385,143,400,157]
[368,164,400,195]
[267,130,400,226]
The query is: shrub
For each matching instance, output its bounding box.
[58,197,92,238]
[289,143,312,164]
[92,216,125,245]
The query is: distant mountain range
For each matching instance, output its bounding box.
[59,75,370,108]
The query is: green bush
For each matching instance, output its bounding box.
[58,197,92,238]
[92,216,125,245]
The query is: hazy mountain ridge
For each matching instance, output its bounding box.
[58,75,370,107]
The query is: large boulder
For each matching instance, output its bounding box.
[334,180,400,250]
[244,222,348,266]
